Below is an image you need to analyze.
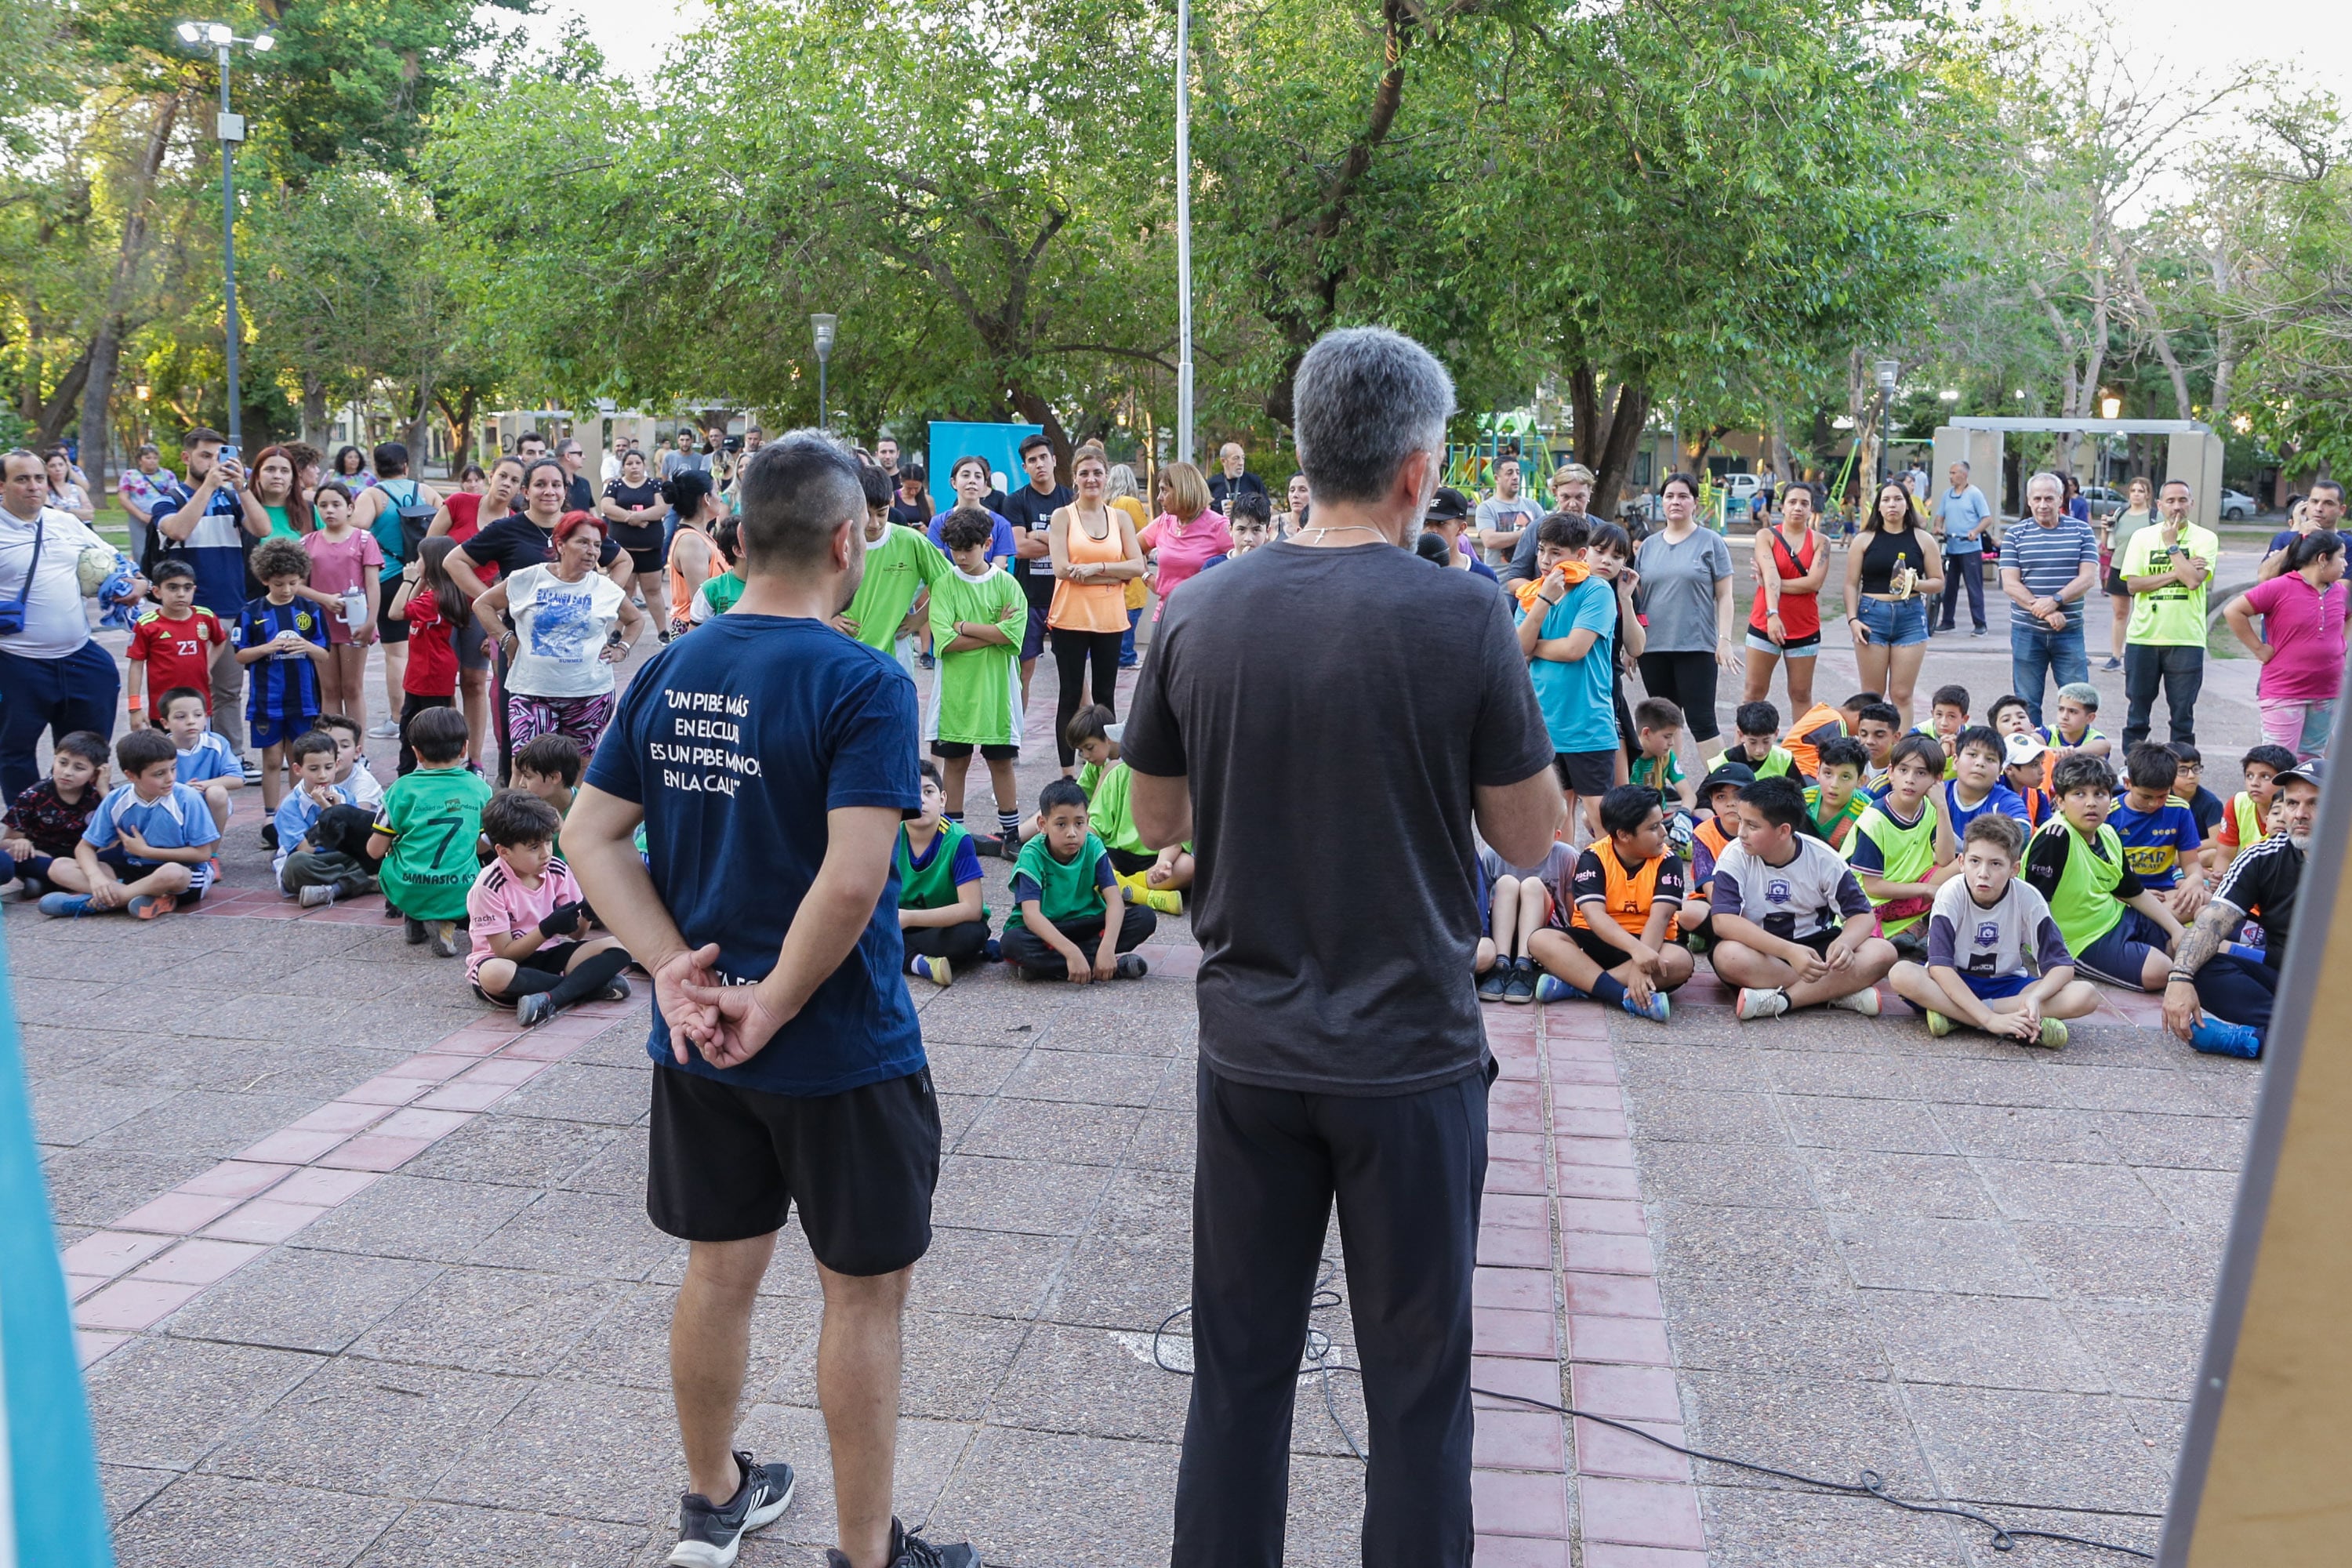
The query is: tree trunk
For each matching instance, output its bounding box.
[299,376,328,448]
[37,344,94,446]
[74,93,183,499]
[1568,365,1652,521]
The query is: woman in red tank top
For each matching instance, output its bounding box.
[1743,480,1831,709]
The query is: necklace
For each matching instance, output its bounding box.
[1299,524,1385,543]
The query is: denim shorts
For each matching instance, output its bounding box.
[1855,597,1929,648]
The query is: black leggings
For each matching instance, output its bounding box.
[1636,650,1722,743]
[396,691,459,775]
[903,920,993,972]
[1053,627,1123,766]
[482,944,630,1010]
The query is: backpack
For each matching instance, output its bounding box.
[372,478,437,568]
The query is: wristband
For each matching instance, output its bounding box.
[2167,971,2195,985]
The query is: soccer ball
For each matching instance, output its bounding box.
[77,545,122,596]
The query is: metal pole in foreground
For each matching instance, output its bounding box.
[811,314,837,434]
[1174,0,1194,466]
[218,42,242,449]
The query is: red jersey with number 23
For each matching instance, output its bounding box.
[127,608,229,717]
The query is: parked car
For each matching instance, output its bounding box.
[2077,485,2128,522]
[1723,474,1763,501]
[2220,488,2261,521]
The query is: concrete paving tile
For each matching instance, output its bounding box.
[40,1147,227,1226]
[83,1336,325,1469]
[2136,1165,2241,1231]
[1125,1108,1196,1172]
[957,1097,1145,1165]
[2090,1111,2247,1171]
[557,1283,821,1392]
[909,1226,1069,1321]
[1037,993,1198,1054]
[492,1062,650,1127]
[466,1189,681,1281]
[1904,1385,2171,1512]
[1929,1102,2119,1163]
[1955,1504,2161,1566]
[350,1502,650,1567]
[350,1265,628,1377]
[1780,1093,1957,1154]
[1043,1232,1193,1329]
[295,1174,540,1263]
[1658,1279,1888,1379]
[987,1321,1193,1442]
[1802,1150,1996,1218]
[1648,1200,1844,1286]
[1695,1485,1968,1566]
[111,1475,405,1568]
[2066,1305,2209,1400]
[1570,1416,1687,1483]
[1618,1087,1784,1144]
[1864,1289,2107,1392]
[132,1238,270,1287]
[1762,1050,1926,1102]
[915,986,1066,1046]
[200,1198,333,1245]
[1680,1369,1936,1494]
[935,1091,987,1145]
[176,1158,299,1198]
[920,1040,1029,1098]
[2122,1396,2189,1470]
[1632,1138,1813,1214]
[931,1154,1115,1235]
[433,1379,684,1525]
[1572,1316,1675,1367]
[2012,1222,2222,1304]
[30,1076,179,1146]
[1001,1047,1167,1107]
[1973,1159,2171,1227]
[768,1309,1027,1421]
[1611,1042,1771,1094]
[202,1359,534,1497]
[99,1463,174,1523]
[925,1425,1178,1568]
[165,1247,445,1353]
[64,1228,174,1279]
[398,1112,623,1188]
[1827,1214,2050,1297]
[74,1277,205,1330]
[557,1128,652,1197]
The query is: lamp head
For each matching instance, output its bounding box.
[810,313,838,358]
[177,21,201,42]
[1873,358,1900,394]
[206,22,231,44]
[252,32,274,50]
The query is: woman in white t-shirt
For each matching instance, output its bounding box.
[474,511,647,760]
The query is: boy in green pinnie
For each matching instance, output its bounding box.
[896,760,993,988]
[833,462,948,665]
[1000,777,1156,983]
[1065,703,1189,913]
[368,706,492,956]
[927,505,1029,855]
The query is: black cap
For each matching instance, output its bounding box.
[1425,486,1472,524]
[1699,760,1756,798]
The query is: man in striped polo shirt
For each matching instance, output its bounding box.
[1998,471,2100,727]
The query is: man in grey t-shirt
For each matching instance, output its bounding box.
[1474,457,1545,564]
[1123,328,1561,1568]
[1933,459,1992,635]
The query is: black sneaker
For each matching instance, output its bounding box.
[260,821,279,852]
[598,974,633,1003]
[1501,956,1537,1005]
[666,1450,795,1567]
[826,1516,978,1568]
[1113,953,1149,980]
[405,916,429,946]
[971,832,1003,858]
[1477,965,1511,1002]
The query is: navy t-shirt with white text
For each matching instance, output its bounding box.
[584,615,926,1095]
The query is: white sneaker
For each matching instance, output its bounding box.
[366,718,399,739]
[1827,987,1882,1016]
[1736,987,1789,1021]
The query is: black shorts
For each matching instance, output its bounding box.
[625,545,663,583]
[470,942,568,1003]
[1106,845,1157,877]
[1790,927,1842,957]
[931,740,1018,761]
[1555,750,1616,798]
[1020,599,1050,662]
[1570,924,1657,969]
[376,596,409,645]
[648,1065,942,1276]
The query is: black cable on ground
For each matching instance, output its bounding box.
[1141,1262,2154,1562]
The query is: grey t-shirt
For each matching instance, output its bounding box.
[1121,540,1555,1095]
[1475,496,1547,563]
[1635,526,1736,651]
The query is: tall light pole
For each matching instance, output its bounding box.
[1174,0,1194,465]
[811,314,837,434]
[177,22,273,450]
[1873,358,1900,487]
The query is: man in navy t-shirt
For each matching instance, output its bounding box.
[568,432,978,1568]
[154,427,265,755]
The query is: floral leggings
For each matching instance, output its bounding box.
[506,689,617,761]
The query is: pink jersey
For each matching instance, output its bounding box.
[300,527,383,645]
[1141,511,1233,620]
[465,855,583,981]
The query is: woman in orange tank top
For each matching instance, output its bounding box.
[662,470,724,640]
[1047,443,1145,770]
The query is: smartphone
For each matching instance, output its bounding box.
[220,444,240,466]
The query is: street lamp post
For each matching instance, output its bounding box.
[1174,0,1193,465]
[811,314,837,434]
[1873,358,1900,486]
[176,22,273,451]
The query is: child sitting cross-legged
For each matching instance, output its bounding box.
[511,733,583,857]
[2023,752,2186,992]
[370,705,494,957]
[274,730,376,908]
[1852,701,1901,795]
[1528,782,1692,1021]
[1067,705,1188,913]
[42,730,220,918]
[158,686,240,832]
[1709,775,1900,1019]
[2041,682,2111,768]
[1000,777,1155,983]
[466,790,633,1027]
[2,730,109,898]
[2211,743,2295,877]
[1889,813,2100,1049]
[897,760,993,988]
[1845,733,1959,960]
[1804,736,1872,850]
[2108,742,2208,921]
[1477,837,1573,1004]
[1936,725,2028,846]
[1678,760,1755,952]
[1918,683,1970,771]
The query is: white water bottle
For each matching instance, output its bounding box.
[340,586,367,634]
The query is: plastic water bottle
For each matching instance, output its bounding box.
[340,587,367,635]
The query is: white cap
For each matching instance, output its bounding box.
[2004,731,2048,768]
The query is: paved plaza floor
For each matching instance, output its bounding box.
[17,541,2275,1566]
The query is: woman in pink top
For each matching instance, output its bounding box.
[2225,529,2350,759]
[1139,460,1232,622]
